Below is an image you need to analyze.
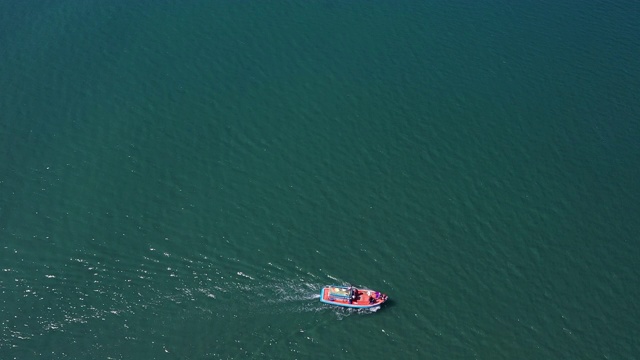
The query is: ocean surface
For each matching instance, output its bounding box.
[1,1,639,359]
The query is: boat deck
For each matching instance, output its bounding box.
[320,286,386,308]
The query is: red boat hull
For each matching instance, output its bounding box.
[320,285,388,309]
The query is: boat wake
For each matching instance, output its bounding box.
[177,258,336,315]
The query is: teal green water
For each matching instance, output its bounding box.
[1,1,639,358]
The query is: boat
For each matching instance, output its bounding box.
[319,285,388,309]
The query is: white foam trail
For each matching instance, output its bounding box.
[236,271,254,280]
